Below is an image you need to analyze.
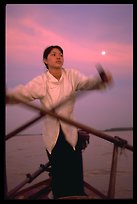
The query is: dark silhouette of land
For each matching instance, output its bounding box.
[103,127,133,132]
[16,127,133,136]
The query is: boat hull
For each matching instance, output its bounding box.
[9,178,106,200]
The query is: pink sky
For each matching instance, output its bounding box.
[6,4,133,133]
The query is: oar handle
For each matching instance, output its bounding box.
[96,64,109,83]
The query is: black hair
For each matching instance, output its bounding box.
[43,45,63,69]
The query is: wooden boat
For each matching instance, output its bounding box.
[5,160,108,200]
[9,178,107,200]
[5,95,133,200]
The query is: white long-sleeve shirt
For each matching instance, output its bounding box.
[7,68,106,153]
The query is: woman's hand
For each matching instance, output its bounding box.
[96,64,114,87]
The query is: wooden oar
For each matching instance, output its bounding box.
[6,162,50,198]
[6,91,84,140]
[6,95,133,151]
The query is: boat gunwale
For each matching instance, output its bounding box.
[7,178,107,200]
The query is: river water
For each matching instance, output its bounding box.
[6,130,133,199]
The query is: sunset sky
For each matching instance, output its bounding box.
[6,4,133,134]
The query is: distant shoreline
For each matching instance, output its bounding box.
[103,127,133,132]
[16,127,133,136]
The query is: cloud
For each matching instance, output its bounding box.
[6,12,132,71]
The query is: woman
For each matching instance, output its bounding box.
[6,45,113,199]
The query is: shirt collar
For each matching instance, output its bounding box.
[47,69,64,83]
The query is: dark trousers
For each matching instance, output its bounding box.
[46,128,85,199]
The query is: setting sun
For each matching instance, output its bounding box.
[101,51,106,55]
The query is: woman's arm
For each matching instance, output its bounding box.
[6,74,46,104]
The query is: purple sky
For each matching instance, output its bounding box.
[6,4,133,134]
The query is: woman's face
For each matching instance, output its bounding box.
[44,48,64,69]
